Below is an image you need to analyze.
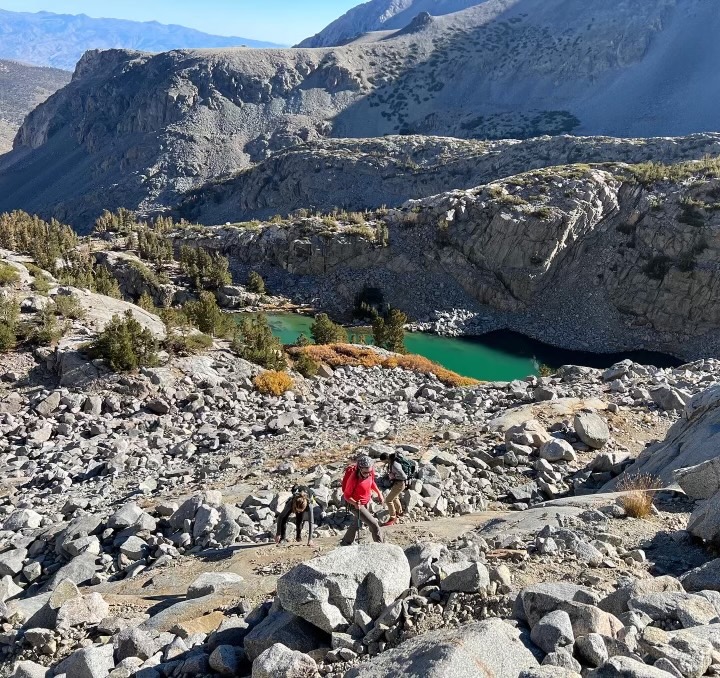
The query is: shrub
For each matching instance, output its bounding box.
[53,294,85,320]
[294,332,311,347]
[253,370,294,396]
[294,351,319,378]
[247,270,266,294]
[372,308,407,353]
[32,305,67,346]
[311,313,347,345]
[232,314,287,370]
[0,296,19,352]
[537,363,555,377]
[616,473,661,518]
[0,262,20,286]
[136,291,156,313]
[531,206,553,220]
[165,331,214,356]
[94,265,122,298]
[31,273,52,294]
[184,292,234,338]
[89,310,159,372]
[288,344,479,387]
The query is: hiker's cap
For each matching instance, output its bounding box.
[357,454,373,469]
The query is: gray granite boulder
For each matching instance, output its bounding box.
[251,643,317,678]
[276,544,410,633]
[574,411,610,449]
[344,618,539,677]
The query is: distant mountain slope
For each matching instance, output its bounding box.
[1,0,720,228]
[0,8,281,70]
[0,59,70,153]
[298,0,483,47]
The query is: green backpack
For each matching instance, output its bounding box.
[395,453,418,480]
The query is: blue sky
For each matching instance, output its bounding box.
[0,0,362,44]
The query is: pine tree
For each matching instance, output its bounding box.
[373,308,406,353]
[247,270,266,294]
[90,310,158,372]
[232,313,286,370]
[184,292,233,337]
[311,313,347,344]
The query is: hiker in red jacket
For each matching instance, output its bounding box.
[340,454,384,545]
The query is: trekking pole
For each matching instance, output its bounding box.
[355,507,362,544]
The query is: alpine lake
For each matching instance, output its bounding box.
[242,313,681,382]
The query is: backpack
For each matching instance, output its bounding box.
[395,453,418,480]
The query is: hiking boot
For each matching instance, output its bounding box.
[382,518,397,527]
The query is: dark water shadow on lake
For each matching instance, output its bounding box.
[474,330,683,371]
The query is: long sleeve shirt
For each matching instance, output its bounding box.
[342,467,381,506]
[388,460,408,482]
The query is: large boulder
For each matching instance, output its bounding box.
[651,386,691,412]
[598,577,686,617]
[517,583,600,627]
[54,644,115,678]
[251,643,318,678]
[344,618,540,677]
[605,386,720,488]
[680,559,720,592]
[574,411,610,449]
[276,544,410,633]
[587,656,678,677]
[687,491,720,544]
[675,457,720,500]
[243,606,328,661]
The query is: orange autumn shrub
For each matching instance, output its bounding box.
[288,344,479,388]
[253,370,294,396]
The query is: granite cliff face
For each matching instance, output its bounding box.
[185,162,720,359]
[2,0,720,228]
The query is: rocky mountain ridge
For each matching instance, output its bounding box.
[0,8,281,71]
[0,60,70,155]
[178,133,720,225]
[297,0,482,47]
[3,0,720,228]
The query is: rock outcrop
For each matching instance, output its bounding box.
[0,58,70,154]
[177,133,720,225]
[186,163,720,358]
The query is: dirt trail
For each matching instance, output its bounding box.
[95,511,503,615]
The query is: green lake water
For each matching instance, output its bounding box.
[254,313,680,382]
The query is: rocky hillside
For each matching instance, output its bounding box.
[3,266,720,676]
[178,133,720,224]
[297,0,482,47]
[0,8,280,71]
[176,158,720,360]
[2,0,720,228]
[0,60,70,154]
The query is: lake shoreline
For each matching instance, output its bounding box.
[238,312,682,382]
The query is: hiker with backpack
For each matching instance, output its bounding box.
[340,454,384,545]
[379,451,415,526]
[275,485,316,547]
